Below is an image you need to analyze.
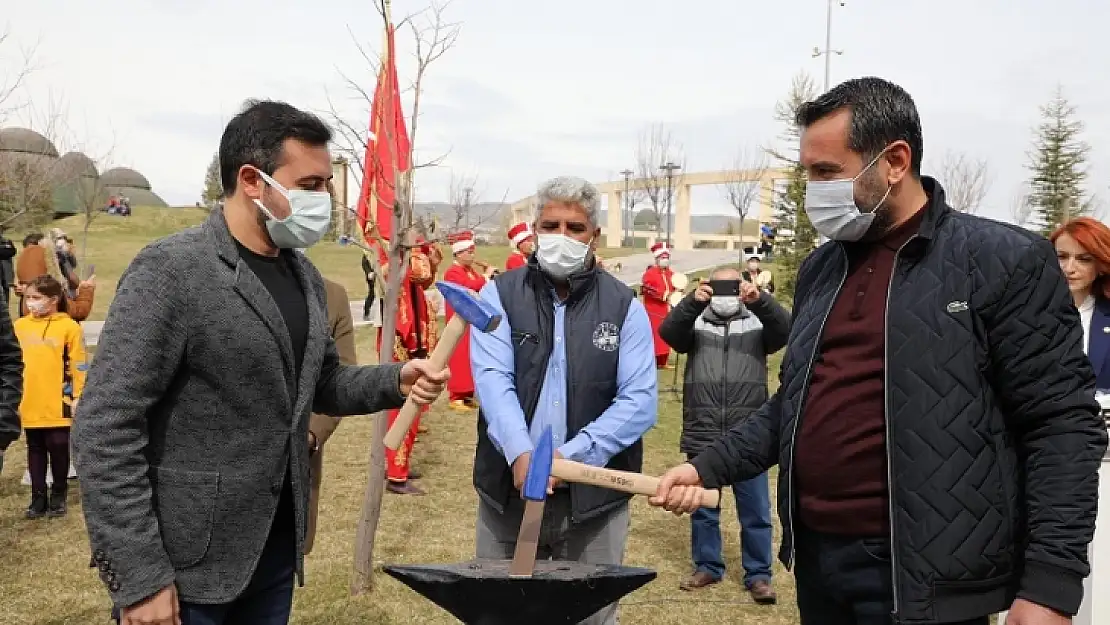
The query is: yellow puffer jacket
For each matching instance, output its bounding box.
[15,312,87,429]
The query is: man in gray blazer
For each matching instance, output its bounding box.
[72,100,448,625]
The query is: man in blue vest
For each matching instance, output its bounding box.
[470,176,659,625]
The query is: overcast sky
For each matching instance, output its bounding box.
[4,0,1107,224]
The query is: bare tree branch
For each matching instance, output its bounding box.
[634,123,684,234]
[719,147,769,263]
[0,95,71,232]
[447,170,479,230]
[1009,189,1034,228]
[0,26,39,124]
[404,0,461,196]
[936,150,991,214]
[720,148,768,223]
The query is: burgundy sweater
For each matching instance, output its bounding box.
[793,210,923,536]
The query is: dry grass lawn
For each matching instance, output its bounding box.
[43,207,648,321]
[0,327,795,624]
[0,207,797,624]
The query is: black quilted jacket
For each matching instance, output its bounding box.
[0,293,21,450]
[690,178,1108,623]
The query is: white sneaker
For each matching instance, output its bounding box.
[22,469,53,486]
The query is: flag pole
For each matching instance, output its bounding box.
[352,0,399,596]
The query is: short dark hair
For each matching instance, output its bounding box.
[218,99,333,195]
[795,77,923,176]
[23,233,43,247]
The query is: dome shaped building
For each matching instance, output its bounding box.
[101,166,167,208]
[0,127,59,159]
[52,151,104,215]
[0,126,168,216]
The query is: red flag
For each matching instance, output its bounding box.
[356,22,411,253]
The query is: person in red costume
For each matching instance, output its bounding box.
[375,233,442,495]
[641,242,676,369]
[504,222,534,271]
[443,230,488,411]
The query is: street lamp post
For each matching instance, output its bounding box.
[811,0,845,92]
[620,169,634,246]
[812,0,845,246]
[463,186,473,229]
[659,162,681,247]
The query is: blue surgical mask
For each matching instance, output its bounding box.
[253,169,333,249]
[803,150,892,242]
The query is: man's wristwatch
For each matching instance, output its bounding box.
[308,432,320,456]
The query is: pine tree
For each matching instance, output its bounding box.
[767,72,819,299]
[201,153,223,209]
[1026,87,1090,235]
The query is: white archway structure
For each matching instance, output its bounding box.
[509,168,789,250]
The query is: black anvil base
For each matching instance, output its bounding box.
[384,559,656,625]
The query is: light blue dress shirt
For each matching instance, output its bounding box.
[470,279,658,468]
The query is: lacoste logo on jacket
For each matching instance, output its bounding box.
[946,300,969,313]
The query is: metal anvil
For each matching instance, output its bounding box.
[384,559,655,625]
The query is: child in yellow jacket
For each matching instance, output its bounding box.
[15,275,86,518]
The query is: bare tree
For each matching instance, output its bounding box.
[347,0,460,597]
[720,147,769,262]
[634,123,684,236]
[0,26,37,123]
[67,146,115,264]
[447,171,479,230]
[1009,189,1034,228]
[0,96,70,232]
[326,0,458,200]
[935,151,990,214]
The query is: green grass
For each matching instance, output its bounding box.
[0,207,797,623]
[43,207,647,320]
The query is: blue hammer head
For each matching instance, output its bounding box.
[435,281,501,333]
[523,426,555,502]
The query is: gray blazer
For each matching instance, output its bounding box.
[72,209,406,608]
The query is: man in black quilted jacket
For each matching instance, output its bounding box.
[650,76,1108,625]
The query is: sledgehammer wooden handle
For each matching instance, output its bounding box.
[382,315,468,450]
[551,458,720,508]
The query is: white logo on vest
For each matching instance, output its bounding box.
[592,322,620,352]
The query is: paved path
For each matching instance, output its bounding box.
[82,249,739,346]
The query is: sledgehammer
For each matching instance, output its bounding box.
[527,427,721,508]
[383,281,501,450]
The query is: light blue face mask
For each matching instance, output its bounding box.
[253,169,333,249]
[803,150,892,242]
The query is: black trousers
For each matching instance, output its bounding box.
[25,427,70,493]
[794,526,989,625]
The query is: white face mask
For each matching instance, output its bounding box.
[709,295,741,318]
[253,169,333,249]
[658,257,670,268]
[803,151,892,242]
[536,233,591,279]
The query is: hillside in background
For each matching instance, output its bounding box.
[38,206,649,321]
[411,202,751,235]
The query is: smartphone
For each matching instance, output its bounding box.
[708,279,740,296]
[85,264,95,279]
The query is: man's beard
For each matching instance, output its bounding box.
[858,169,894,241]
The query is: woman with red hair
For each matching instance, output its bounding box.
[1050,217,1110,387]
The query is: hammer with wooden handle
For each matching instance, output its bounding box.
[551,458,720,508]
[528,428,720,508]
[383,280,501,450]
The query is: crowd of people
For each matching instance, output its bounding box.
[0,76,1106,625]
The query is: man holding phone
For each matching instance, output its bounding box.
[658,267,791,605]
